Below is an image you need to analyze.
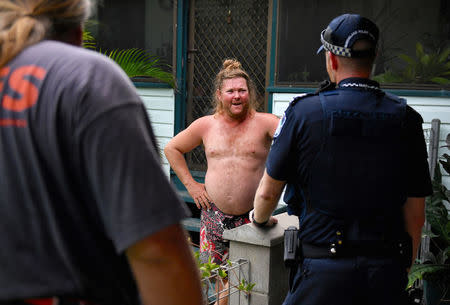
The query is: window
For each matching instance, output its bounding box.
[276,0,450,90]
[88,0,174,72]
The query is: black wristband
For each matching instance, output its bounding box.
[252,212,268,227]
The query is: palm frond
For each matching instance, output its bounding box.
[104,48,175,87]
[82,30,175,87]
[82,31,96,50]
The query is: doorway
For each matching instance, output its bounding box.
[185,0,269,171]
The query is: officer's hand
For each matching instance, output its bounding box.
[187,181,211,210]
[265,216,278,227]
[250,210,278,228]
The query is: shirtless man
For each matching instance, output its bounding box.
[164,59,279,265]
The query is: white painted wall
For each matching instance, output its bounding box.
[272,93,450,187]
[136,87,175,178]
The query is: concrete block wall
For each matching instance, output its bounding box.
[223,213,298,305]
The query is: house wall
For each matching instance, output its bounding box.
[272,93,450,187]
[136,87,175,178]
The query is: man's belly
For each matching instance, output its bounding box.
[205,170,262,215]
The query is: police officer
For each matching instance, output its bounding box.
[251,14,432,305]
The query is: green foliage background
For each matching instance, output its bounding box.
[82,31,175,88]
[407,154,450,291]
[374,43,450,86]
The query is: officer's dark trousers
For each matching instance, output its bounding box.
[283,256,408,305]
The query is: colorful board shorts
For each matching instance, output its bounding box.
[199,202,250,265]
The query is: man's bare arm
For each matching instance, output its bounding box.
[265,113,280,139]
[164,119,211,209]
[126,223,203,305]
[253,170,286,226]
[403,197,426,267]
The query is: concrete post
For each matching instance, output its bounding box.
[223,213,299,305]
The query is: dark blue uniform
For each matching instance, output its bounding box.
[266,77,432,305]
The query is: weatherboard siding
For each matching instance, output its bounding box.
[137,87,175,178]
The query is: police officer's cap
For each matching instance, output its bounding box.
[317,14,379,58]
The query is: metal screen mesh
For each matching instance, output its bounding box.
[187,0,269,170]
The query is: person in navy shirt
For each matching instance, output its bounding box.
[251,14,432,305]
[0,1,202,304]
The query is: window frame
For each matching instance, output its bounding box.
[268,0,450,98]
[91,0,178,87]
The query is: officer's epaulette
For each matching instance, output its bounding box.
[384,91,406,105]
[290,92,316,106]
[315,80,336,93]
[290,80,336,106]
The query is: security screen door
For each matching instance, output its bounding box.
[185,0,269,171]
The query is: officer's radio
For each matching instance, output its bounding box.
[284,226,300,267]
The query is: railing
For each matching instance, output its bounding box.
[420,119,440,263]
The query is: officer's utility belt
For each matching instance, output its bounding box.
[284,227,411,267]
[284,227,411,289]
[301,242,408,259]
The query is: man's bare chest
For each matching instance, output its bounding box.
[203,127,269,159]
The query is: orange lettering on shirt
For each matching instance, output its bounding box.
[0,67,10,92]
[2,65,47,112]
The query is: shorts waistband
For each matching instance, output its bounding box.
[207,201,251,218]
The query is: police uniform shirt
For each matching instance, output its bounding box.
[266,77,432,245]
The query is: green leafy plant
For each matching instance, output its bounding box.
[192,245,256,304]
[287,66,310,82]
[238,279,256,295]
[194,252,228,279]
[374,42,450,85]
[82,31,175,87]
[407,154,450,298]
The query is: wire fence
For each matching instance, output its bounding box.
[201,258,251,305]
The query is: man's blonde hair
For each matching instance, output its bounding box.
[212,58,258,114]
[0,0,93,68]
